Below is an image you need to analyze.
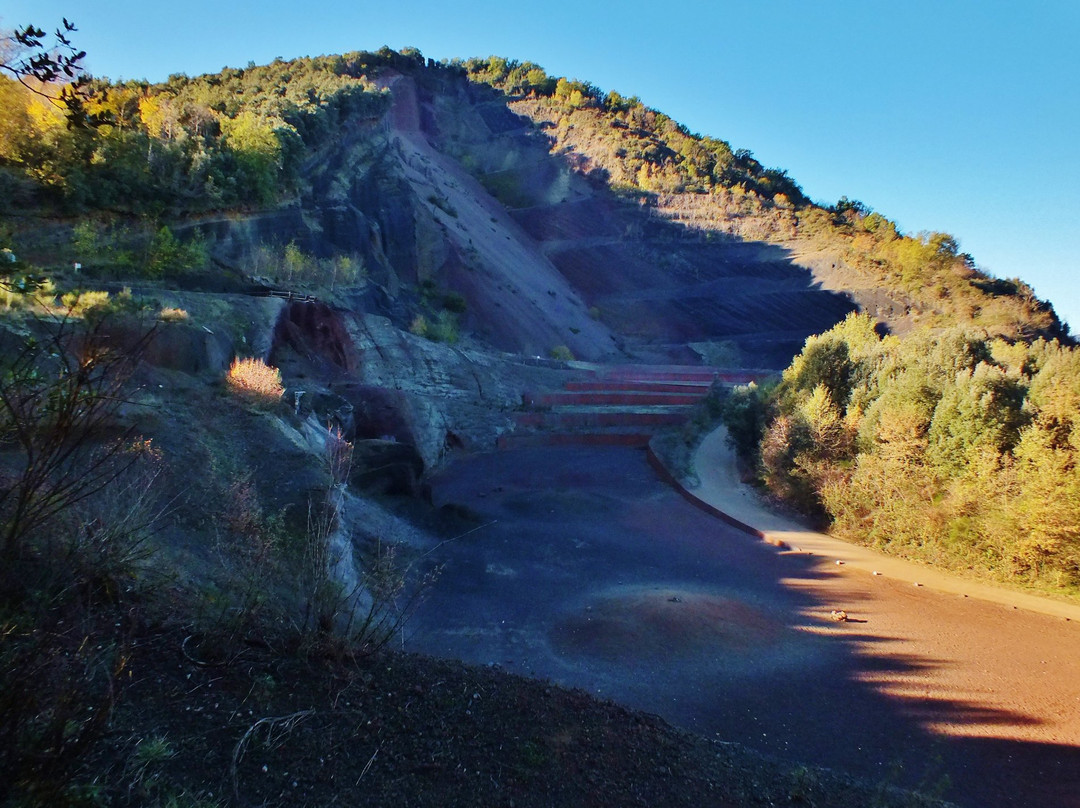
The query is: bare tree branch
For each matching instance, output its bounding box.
[1,19,105,126]
[0,310,156,559]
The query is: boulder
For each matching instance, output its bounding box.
[140,322,233,374]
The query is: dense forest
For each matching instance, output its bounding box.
[723,313,1080,594]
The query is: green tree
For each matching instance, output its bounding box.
[781,334,856,409]
[721,383,768,462]
[1008,423,1080,582]
[0,77,34,163]
[926,362,1025,476]
[221,111,283,204]
[146,225,205,278]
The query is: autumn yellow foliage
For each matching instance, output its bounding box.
[226,357,284,405]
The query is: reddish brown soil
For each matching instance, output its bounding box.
[413,443,1080,808]
[685,427,1080,807]
[551,589,784,661]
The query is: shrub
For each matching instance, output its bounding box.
[282,241,309,282]
[61,289,112,318]
[250,242,365,289]
[409,314,429,338]
[429,311,460,344]
[0,314,155,560]
[70,220,138,273]
[721,382,768,463]
[0,315,160,805]
[442,291,467,313]
[550,345,574,361]
[410,311,460,343]
[146,226,206,279]
[226,357,284,405]
[1,278,56,311]
[329,255,361,290]
[59,287,148,323]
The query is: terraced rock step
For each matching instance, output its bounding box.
[536,390,706,407]
[578,366,771,384]
[516,406,692,431]
[496,432,653,449]
[591,366,725,384]
[563,380,713,394]
[505,365,772,448]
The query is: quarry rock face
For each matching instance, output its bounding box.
[267,299,570,475]
[271,302,360,374]
[164,65,887,495]
[171,67,866,372]
[198,66,876,498]
[340,312,564,466]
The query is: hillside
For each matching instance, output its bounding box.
[0,44,1074,807]
[2,49,1066,364]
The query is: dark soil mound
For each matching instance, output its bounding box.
[80,625,950,808]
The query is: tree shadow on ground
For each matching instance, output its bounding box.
[412,444,1080,808]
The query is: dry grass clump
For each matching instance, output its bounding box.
[159,306,189,322]
[226,357,284,405]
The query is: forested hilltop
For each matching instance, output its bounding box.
[0,51,388,212]
[0,48,1069,343]
[460,56,1066,342]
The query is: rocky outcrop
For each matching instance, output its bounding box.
[270,299,571,477]
[271,301,359,374]
[140,321,233,374]
[342,312,573,463]
[349,439,425,496]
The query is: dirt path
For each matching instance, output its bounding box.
[690,426,1080,622]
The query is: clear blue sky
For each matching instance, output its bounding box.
[7,1,1079,331]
